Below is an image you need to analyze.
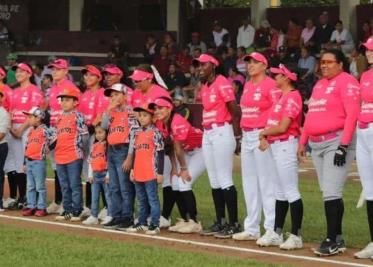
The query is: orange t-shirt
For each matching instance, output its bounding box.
[90,141,107,172]
[25,125,53,160]
[107,109,129,145]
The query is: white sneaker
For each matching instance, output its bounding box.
[159,216,171,228]
[70,215,82,222]
[82,216,99,225]
[232,231,260,241]
[80,206,91,219]
[177,220,202,234]
[0,208,4,212]
[126,223,148,233]
[47,202,62,214]
[168,219,187,232]
[98,208,107,221]
[3,198,16,209]
[145,225,160,235]
[354,242,373,259]
[100,216,113,225]
[256,229,283,247]
[279,234,303,250]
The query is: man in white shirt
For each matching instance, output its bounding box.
[0,88,10,211]
[212,20,230,47]
[236,17,255,49]
[330,20,354,54]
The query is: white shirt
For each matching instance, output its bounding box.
[0,106,10,144]
[236,24,255,48]
[213,28,229,47]
[330,29,354,47]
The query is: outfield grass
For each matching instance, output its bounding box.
[0,223,285,267]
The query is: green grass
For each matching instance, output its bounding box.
[0,223,284,267]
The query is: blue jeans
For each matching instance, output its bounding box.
[26,159,47,209]
[107,144,135,220]
[91,171,112,218]
[135,179,160,226]
[56,159,83,215]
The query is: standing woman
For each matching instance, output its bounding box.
[354,37,373,259]
[0,66,12,111]
[233,52,278,242]
[194,54,241,238]
[151,96,205,233]
[298,49,360,256]
[4,63,44,209]
[257,64,304,250]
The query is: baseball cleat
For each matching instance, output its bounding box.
[214,223,241,239]
[126,223,148,233]
[200,221,225,236]
[313,238,340,256]
[279,234,303,250]
[232,231,260,241]
[256,229,283,247]
[354,242,373,259]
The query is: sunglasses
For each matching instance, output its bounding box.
[320,60,338,65]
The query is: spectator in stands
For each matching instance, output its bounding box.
[270,27,285,52]
[41,74,53,100]
[183,65,200,103]
[212,20,230,48]
[176,47,193,74]
[173,94,192,123]
[221,47,237,76]
[32,63,44,88]
[188,32,207,55]
[41,55,56,77]
[329,20,355,54]
[236,46,247,74]
[5,53,17,87]
[255,20,271,52]
[228,66,245,86]
[164,63,187,97]
[313,11,334,51]
[108,35,129,72]
[232,80,243,104]
[163,32,178,59]
[349,46,368,80]
[237,17,255,50]
[270,45,297,68]
[298,46,317,93]
[193,47,202,59]
[0,20,9,43]
[144,34,159,64]
[361,21,372,44]
[300,18,316,52]
[152,45,171,78]
[285,18,302,55]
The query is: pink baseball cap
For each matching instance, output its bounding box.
[192,54,220,67]
[148,97,173,110]
[81,65,102,79]
[270,64,297,81]
[129,69,154,82]
[243,52,268,66]
[0,66,5,77]
[362,37,373,50]
[48,59,69,69]
[12,63,33,74]
[102,64,123,76]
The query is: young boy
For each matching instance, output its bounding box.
[127,105,164,235]
[54,86,88,221]
[22,107,56,217]
[0,88,10,212]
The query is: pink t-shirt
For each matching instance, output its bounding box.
[201,75,235,127]
[49,79,76,126]
[240,76,278,129]
[0,84,13,111]
[358,69,373,124]
[127,87,134,107]
[78,88,104,126]
[171,114,203,151]
[300,72,360,145]
[10,84,44,124]
[132,84,170,108]
[266,90,302,141]
[96,89,109,115]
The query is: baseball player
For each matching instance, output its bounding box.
[354,37,373,259]
[298,49,360,256]
[233,52,278,242]
[0,66,12,111]
[256,64,303,250]
[193,54,241,239]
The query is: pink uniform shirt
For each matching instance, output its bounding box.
[49,79,76,126]
[240,76,278,129]
[10,84,43,124]
[0,84,13,111]
[132,84,169,108]
[358,69,373,124]
[201,75,235,127]
[171,114,203,151]
[300,72,360,145]
[266,90,302,141]
[78,88,104,126]
[96,88,109,115]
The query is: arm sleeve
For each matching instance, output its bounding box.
[156,150,165,175]
[128,128,137,155]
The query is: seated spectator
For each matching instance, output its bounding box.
[236,17,255,49]
[300,18,316,51]
[221,46,237,76]
[285,18,302,54]
[329,20,354,54]
[183,65,200,102]
[232,80,243,104]
[236,46,247,74]
[5,53,17,87]
[313,11,334,51]
[188,32,207,55]
[32,63,44,88]
[212,20,230,47]
[269,45,297,68]
[163,32,178,60]
[152,45,171,78]
[228,66,245,87]
[298,47,317,94]
[144,34,159,63]
[193,47,202,59]
[109,35,129,71]
[173,94,192,123]
[361,21,372,44]
[255,20,271,51]
[176,47,192,74]
[349,46,368,80]
[164,63,187,96]
[270,27,285,52]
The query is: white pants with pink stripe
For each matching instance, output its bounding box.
[357,124,373,201]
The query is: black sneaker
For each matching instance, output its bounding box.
[7,199,18,210]
[336,237,346,253]
[200,221,225,236]
[103,218,122,229]
[214,223,241,239]
[145,224,160,235]
[313,238,339,256]
[55,211,73,221]
[116,218,133,231]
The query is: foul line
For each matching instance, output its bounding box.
[0,215,371,267]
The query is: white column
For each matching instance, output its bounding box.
[251,0,271,29]
[339,0,360,40]
[167,0,180,32]
[69,0,84,31]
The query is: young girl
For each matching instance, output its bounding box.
[83,125,112,225]
[127,105,164,235]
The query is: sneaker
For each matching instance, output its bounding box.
[116,218,133,231]
[3,198,16,209]
[103,218,122,229]
[200,221,225,236]
[98,208,107,221]
[22,208,36,216]
[55,211,73,221]
[354,242,373,259]
[82,215,99,225]
[214,223,241,239]
[7,198,18,210]
[126,223,148,233]
[336,236,346,253]
[177,220,202,234]
[232,231,260,241]
[47,202,62,214]
[70,212,82,222]
[145,224,160,235]
[100,216,113,225]
[256,229,283,247]
[168,219,187,232]
[17,200,26,210]
[159,216,171,228]
[80,206,91,219]
[279,234,303,250]
[35,209,47,217]
[0,208,4,212]
[313,238,339,256]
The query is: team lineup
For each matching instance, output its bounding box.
[1,37,373,260]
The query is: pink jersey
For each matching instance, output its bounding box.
[266,90,302,141]
[300,72,360,145]
[10,84,44,124]
[171,114,203,151]
[358,69,373,124]
[127,86,134,106]
[78,88,103,126]
[201,75,235,127]
[96,88,109,115]
[0,84,13,111]
[49,79,76,126]
[240,76,278,129]
[131,84,170,108]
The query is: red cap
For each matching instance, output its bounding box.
[192,54,219,67]
[12,63,33,74]
[57,85,81,99]
[0,66,5,77]
[243,52,268,66]
[363,37,373,50]
[148,97,173,110]
[133,104,155,115]
[102,64,123,76]
[270,64,297,81]
[48,59,69,69]
[82,65,102,79]
[129,69,154,82]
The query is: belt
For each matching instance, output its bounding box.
[26,157,35,162]
[204,122,231,131]
[242,127,263,132]
[268,136,297,144]
[185,145,202,152]
[109,143,129,149]
[308,131,339,143]
[358,121,373,129]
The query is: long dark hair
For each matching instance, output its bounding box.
[156,96,174,156]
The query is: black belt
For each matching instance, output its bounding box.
[109,143,129,149]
